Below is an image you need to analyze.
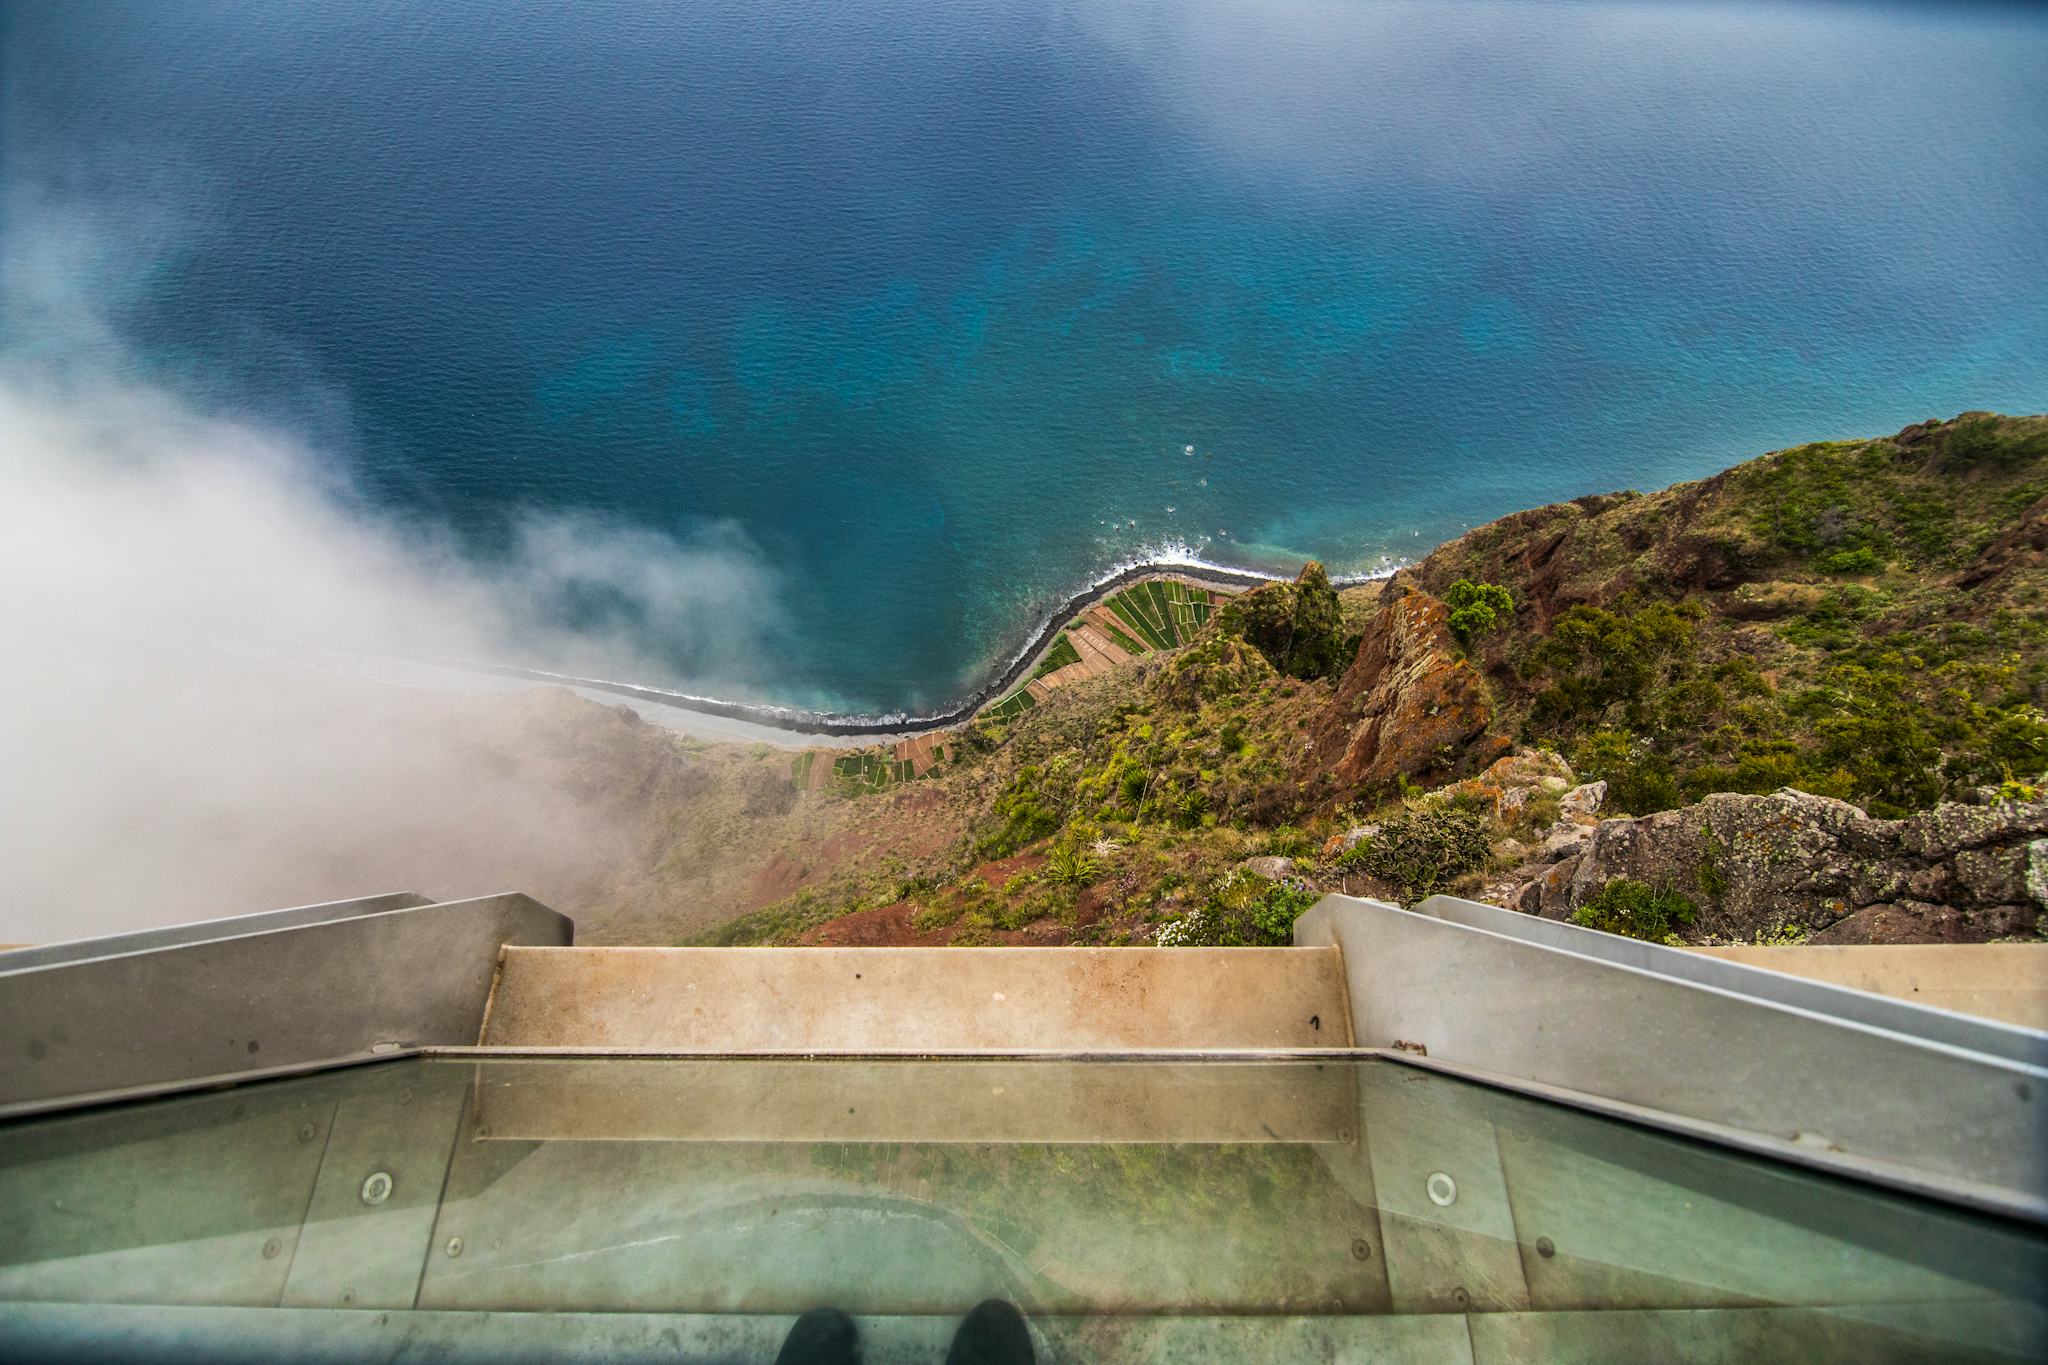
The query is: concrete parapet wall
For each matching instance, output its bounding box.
[1296,894,2048,1221]
[480,946,1352,1052]
[1688,944,2048,1031]
[0,894,571,1112]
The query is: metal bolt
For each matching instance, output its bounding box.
[359,1171,394,1206]
[297,1123,317,1143]
[1536,1236,1556,1259]
[340,1289,356,1306]
[445,1236,465,1258]
[261,1238,282,1260]
[1451,1287,1471,1308]
[1426,1172,1458,1207]
[1350,1238,1372,1261]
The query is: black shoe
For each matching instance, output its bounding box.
[775,1307,860,1365]
[945,1299,1034,1365]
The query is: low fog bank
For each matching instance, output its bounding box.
[0,368,789,944]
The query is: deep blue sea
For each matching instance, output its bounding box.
[4,0,2046,713]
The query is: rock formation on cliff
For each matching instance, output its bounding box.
[1504,787,2047,944]
[1309,580,1505,795]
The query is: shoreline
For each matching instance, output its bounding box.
[387,557,1394,744]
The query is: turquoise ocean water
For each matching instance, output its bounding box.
[4,0,2046,713]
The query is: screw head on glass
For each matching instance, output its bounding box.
[359,1171,394,1206]
[445,1236,465,1258]
[1426,1171,1457,1207]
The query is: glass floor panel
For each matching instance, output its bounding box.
[1,1056,2042,1362]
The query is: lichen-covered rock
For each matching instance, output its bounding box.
[1310,581,1505,795]
[1558,781,1607,819]
[1809,901,2040,946]
[1894,798,2048,860]
[1320,824,1380,859]
[1536,823,1594,863]
[1506,788,2048,944]
[1441,747,1574,820]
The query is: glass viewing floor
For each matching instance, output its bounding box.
[1,1054,2042,1362]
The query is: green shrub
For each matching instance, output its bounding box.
[975,767,1061,858]
[1942,412,2048,472]
[1816,546,1883,575]
[911,898,967,933]
[1997,770,2043,805]
[1571,729,1682,815]
[1261,825,1316,858]
[1044,842,1100,886]
[1444,579,1514,645]
[1353,805,1493,901]
[1572,879,1698,942]
[1156,870,1321,947]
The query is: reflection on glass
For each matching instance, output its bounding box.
[2,1057,2042,1361]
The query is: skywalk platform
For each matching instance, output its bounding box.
[1,890,2042,1362]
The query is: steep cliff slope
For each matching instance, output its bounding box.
[662,415,2048,949]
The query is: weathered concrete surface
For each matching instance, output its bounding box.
[469,1058,1355,1143]
[1689,945,2048,1032]
[481,946,1352,1051]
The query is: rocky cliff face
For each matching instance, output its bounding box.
[1506,788,2048,944]
[1309,582,1505,794]
[691,414,2048,951]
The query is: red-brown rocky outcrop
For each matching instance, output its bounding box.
[1310,581,1504,795]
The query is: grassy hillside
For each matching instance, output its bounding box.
[1414,412,2048,816]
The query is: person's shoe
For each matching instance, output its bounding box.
[775,1307,860,1365]
[945,1299,1034,1365]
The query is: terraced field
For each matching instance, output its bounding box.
[1030,633,1082,680]
[791,730,951,795]
[981,577,1222,724]
[1102,578,1215,650]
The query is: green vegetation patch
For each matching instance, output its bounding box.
[1032,633,1082,680]
[828,748,924,796]
[687,889,844,946]
[1445,579,1513,644]
[1157,870,1321,947]
[1099,578,1217,654]
[1212,563,1346,681]
[1335,804,1493,901]
[1100,620,1148,656]
[1420,414,2048,818]
[1572,878,1698,943]
[985,687,1038,721]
